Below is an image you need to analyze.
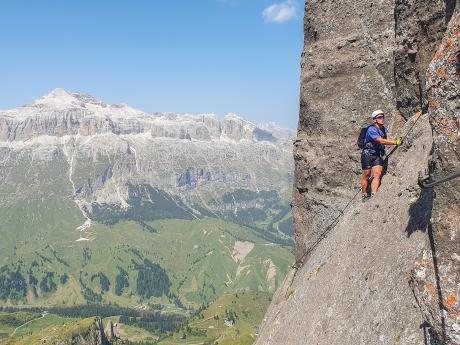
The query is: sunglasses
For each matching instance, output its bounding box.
[375,115,385,120]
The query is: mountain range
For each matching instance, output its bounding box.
[0,89,294,309]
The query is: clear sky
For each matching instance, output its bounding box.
[0,0,303,128]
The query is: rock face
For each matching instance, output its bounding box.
[410,6,460,344]
[257,0,459,344]
[104,319,116,340]
[293,0,398,258]
[83,317,110,345]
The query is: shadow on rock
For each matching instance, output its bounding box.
[405,187,434,237]
[407,187,448,342]
[421,321,445,345]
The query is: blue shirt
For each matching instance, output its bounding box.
[364,125,387,155]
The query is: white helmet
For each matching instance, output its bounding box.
[371,109,384,119]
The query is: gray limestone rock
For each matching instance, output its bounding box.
[258,0,460,344]
[104,319,116,340]
[410,5,460,344]
[294,0,398,262]
[258,115,434,345]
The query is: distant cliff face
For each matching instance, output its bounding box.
[0,88,289,143]
[0,90,295,308]
[0,89,294,237]
[257,0,459,344]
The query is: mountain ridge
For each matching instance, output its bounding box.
[0,89,295,144]
[0,89,295,309]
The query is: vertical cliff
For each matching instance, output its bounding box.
[410,5,460,344]
[257,0,459,344]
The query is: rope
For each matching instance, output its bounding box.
[291,112,425,270]
[386,111,424,160]
[291,187,362,269]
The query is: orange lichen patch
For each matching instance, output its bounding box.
[434,50,443,61]
[445,296,459,317]
[448,36,457,44]
[440,118,449,126]
[448,129,456,137]
[438,67,447,80]
[426,282,437,297]
[445,296,458,305]
[421,259,430,267]
[429,98,441,109]
[445,39,457,52]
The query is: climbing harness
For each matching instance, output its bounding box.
[418,170,460,188]
[292,112,426,271]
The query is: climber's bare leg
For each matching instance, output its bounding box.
[371,165,383,193]
[361,169,371,194]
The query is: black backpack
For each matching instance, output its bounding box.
[357,123,386,150]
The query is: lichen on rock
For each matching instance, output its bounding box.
[410,5,460,344]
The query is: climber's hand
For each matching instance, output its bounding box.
[395,138,403,146]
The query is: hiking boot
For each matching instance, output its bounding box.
[362,194,370,203]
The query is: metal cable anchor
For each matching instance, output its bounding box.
[418,170,460,188]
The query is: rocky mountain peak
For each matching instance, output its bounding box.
[32,88,83,109]
[28,88,143,117]
[0,91,294,143]
[31,88,114,111]
[224,112,251,123]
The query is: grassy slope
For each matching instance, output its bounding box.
[68,218,292,307]
[0,312,41,341]
[1,217,293,308]
[0,151,292,307]
[0,292,270,345]
[0,151,292,345]
[159,291,271,345]
[9,314,77,339]
[1,312,155,344]
[1,316,96,345]
[0,157,84,267]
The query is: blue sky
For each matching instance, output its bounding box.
[0,0,303,128]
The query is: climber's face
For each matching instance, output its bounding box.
[374,114,384,125]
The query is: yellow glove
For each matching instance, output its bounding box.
[395,138,403,146]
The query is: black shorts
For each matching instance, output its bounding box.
[361,151,383,170]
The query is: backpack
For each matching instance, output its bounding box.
[356,123,387,150]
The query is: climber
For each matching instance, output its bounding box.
[360,110,403,201]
